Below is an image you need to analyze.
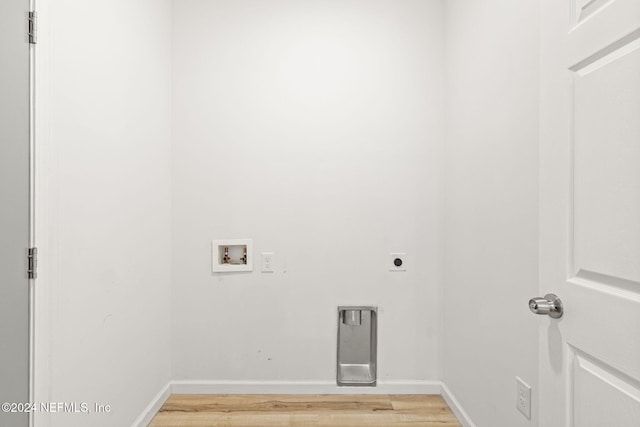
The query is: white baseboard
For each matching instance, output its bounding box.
[131,383,171,427]
[132,380,475,427]
[441,382,477,427]
[170,379,442,395]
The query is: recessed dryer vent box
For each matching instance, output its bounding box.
[337,306,377,387]
[212,239,253,272]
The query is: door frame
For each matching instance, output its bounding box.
[32,0,54,426]
[28,0,35,424]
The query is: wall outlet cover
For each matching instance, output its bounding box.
[261,252,274,273]
[516,376,531,419]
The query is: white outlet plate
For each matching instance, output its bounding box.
[389,253,407,271]
[261,252,274,273]
[516,376,531,419]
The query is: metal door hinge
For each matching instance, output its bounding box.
[28,247,38,279]
[28,11,37,44]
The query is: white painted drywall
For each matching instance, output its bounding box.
[171,0,445,383]
[32,1,544,424]
[443,1,539,426]
[40,1,173,426]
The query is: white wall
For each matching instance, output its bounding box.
[31,1,544,424]
[172,0,445,384]
[39,1,173,426]
[443,1,539,426]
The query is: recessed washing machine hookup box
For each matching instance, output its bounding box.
[212,239,253,272]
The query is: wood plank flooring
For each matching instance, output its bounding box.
[149,394,462,426]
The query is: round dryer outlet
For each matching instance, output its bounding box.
[389,253,407,271]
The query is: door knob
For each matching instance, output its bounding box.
[529,294,563,318]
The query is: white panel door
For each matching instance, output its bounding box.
[539,0,640,426]
[0,1,31,427]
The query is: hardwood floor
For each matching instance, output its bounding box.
[149,394,462,426]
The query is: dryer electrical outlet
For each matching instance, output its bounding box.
[389,253,407,271]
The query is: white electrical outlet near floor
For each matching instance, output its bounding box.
[516,376,531,419]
